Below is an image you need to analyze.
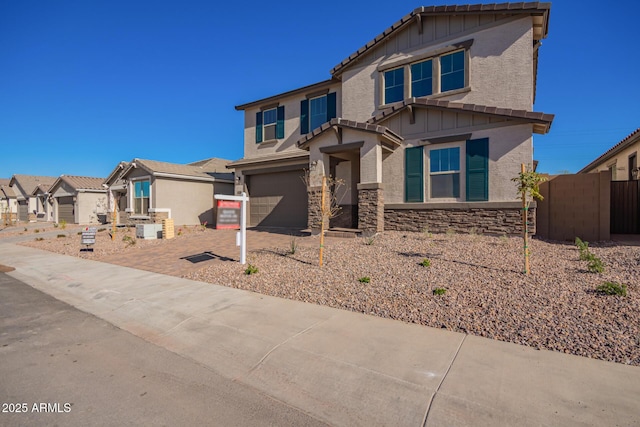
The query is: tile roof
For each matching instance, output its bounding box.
[58,176,106,191]
[297,118,404,150]
[367,97,554,134]
[578,128,640,173]
[330,2,551,76]
[130,159,234,182]
[227,151,309,169]
[235,79,336,111]
[187,157,233,172]
[9,175,57,198]
[0,184,16,198]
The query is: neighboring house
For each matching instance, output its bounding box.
[0,179,18,224]
[105,158,234,226]
[48,176,108,224]
[8,175,57,222]
[103,161,130,224]
[31,184,54,222]
[578,128,640,181]
[231,3,554,234]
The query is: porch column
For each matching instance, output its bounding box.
[358,139,384,234]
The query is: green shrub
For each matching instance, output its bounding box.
[122,234,136,246]
[420,258,431,267]
[34,228,40,233]
[364,235,376,245]
[59,220,67,230]
[587,256,605,273]
[244,264,258,275]
[289,236,298,254]
[596,282,627,296]
[358,276,370,283]
[433,287,447,295]
[53,223,59,228]
[575,237,592,260]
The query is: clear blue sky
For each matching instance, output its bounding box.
[1,0,639,178]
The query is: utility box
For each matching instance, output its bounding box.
[136,223,163,240]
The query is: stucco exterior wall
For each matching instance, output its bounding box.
[154,178,215,226]
[585,140,639,181]
[341,15,534,122]
[76,192,108,224]
[242,82,342,160]
[383,123,533,204]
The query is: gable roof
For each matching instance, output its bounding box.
[330,3,551,77]
[368,97,554,134]
[297,118,404,150]
[0,179,15,199]
[104,161,130,186]
[123,159,234,183]
[235,78,336,111]
[49,175,107,194]
[9,175,57,199]
[187,157,233,172]
[578,128,640,174]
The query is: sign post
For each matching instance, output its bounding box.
[214,192,249,265]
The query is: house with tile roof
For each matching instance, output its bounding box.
[0,179,18,225]
[48,175,107,224]
[579,128,640,181]
[8,175,57,222]
[105,158,234,226]
[231,3,554,234]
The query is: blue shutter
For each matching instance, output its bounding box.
[255,111,263,143]
[276,105,285,139]
[405,146,424,202]
[466,138,489,201]
[327,92,337,121]
[300,99,309,135]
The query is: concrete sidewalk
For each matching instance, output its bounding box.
[1,243,638,426]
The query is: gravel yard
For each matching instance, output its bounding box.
[17,227,640,366]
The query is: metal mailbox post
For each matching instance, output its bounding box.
[214,192,249,265]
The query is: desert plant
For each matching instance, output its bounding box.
[53,223,59,228]
[200,221,208,231]
[596,281,627,296]
[98,228,106,232]
[23,227,27,232]
[587,256,604,273]
[122,234,136,247]
[177,228,183,236]
[433,287,447,295]
[358,276,371,283]
[364,235,376,245]
[56,234,66,238]
[35,237,44,241]
[445,228,455,236]
[420,258,431,267]
[59,220,67,230]
[244,264,258,275]
[289,236,298,254]
[575,237,592,260]
[34,228,40,233]
[422,227,432,238]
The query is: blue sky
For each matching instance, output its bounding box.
[1,0,639,179]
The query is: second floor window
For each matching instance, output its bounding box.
[384,68,405,104]
[440,51,465,92]
[300,92,337,134]
[255,106,284,143]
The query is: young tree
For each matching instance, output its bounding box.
[511,164,547,274]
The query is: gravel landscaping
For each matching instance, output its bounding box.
[16,226,640,366]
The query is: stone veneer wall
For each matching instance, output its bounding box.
[384,207,536,235]
[358,186,384,233]
[124,211,169,225]
[307,187,325,231]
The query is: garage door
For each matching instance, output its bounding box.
[58,197,75,224]
[247,170,307,228]
[18,201,28,222]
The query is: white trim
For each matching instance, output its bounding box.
[129,176,152,216]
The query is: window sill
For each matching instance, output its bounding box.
[130,215,151,219]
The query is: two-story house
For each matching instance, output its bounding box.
[231,3,554,234]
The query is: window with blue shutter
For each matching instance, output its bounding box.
[301,92,336,135]
[256,106,285,143]
[276,105,285,139]
[466,138,489,201]
[405,146,424,202]
[430,147,460,198]
[255,111,263,143]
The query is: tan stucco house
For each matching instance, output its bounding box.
[231,3,554,234]
[579,128,640,181]
[8,175,57,222]
[49,176,107,224]
[104,158,234,226]
[0,179,18,224]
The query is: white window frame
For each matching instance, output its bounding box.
[262,108,277,141]
[426,143,464,201]
[130,177,152,217]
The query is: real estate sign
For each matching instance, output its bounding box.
[216,200,240,229]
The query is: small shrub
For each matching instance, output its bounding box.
[364,235,376,245]
[596,281,627,296]
[53,223,59,228]
[122,234,136,246]
[177,228,183,236]
[56,234,66,238]
[446,228,455,236]
[433,287,447,295]
[575,237,592,260]
[358,276,370,283]
[60,220,67,230]
[422,227,432,238]
[587,256,604,273]
[244,264,258,275]
[34,228,40,233]
[289,236,298,254]
[200,221,208,231]
[35,237,44,241]
[24,227,28,232]
[98,228,106,232]
[420,258,431,267]
[499,234,508,243]
[77,231,82,235]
